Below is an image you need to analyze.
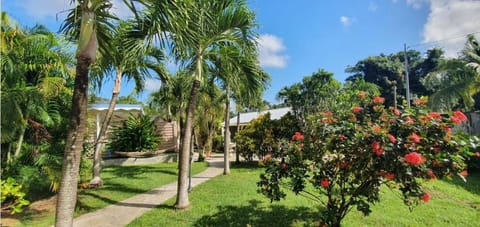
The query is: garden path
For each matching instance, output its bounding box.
[73,154,225,227]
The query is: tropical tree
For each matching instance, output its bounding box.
[463,34,480,73]
[166,0,258,208]
[55,1,116,226]
[88,20,168,187]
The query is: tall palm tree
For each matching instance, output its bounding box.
[55,1,116,226]
[88,20,169,187]
[209,45,269,174]
[168,0,258,208]
[463,34,480,73]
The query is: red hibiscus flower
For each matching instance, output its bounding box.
[372,141,384,156]
[421,193,430,202]
[388,134,396,143]
[409,133,421,143]
[385,172,395,180]
[404,152,425,165]
[428,112,442,121]
[292,132,304,141]
[405,116,414,124]
[321,178,330,188]
[392,108,401,116]
[459,170,468,177]
[352,106,363,113]
[426,169,436,179]
[453,111,468,122]
[373,96,385,104]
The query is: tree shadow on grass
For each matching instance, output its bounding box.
[443,172,480,196]
[102,165,177,179]
[193,200,322,227]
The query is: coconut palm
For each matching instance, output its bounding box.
[55,1,116,226]
[88,20,169,187]
[463,34,480,73]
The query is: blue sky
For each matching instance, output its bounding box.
[2,0,480,104]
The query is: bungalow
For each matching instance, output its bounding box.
[227,107,291,139]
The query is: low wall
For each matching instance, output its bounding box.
[102,153,178,166]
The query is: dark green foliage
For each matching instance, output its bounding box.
[107,114,161,152]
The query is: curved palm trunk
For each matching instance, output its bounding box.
[14,126,26,158]
[90,71,122,187]
[175,79,200,209]
[223,86,231,175]
[235,110,240,163]
[55,55,91,227]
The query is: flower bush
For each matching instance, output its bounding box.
[258,94,478,226]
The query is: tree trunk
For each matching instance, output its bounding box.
[89,71,122,187]
[235,110,241,163]
[174,79,200,209]
[55,55,91,227]
[14,126,26,158]
[223,86,231,175]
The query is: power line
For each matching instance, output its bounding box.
[408,31,480,48]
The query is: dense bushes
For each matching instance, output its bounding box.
[108,114,161,152]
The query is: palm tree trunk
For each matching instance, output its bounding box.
[223,86,231,175]
[235,110,241,163]
[89,71,122,187]
[14,126,26,158]
[175,79,200,209]
[55,55,91,227]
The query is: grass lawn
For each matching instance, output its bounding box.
[129,162,480,227]
[15,161,209,227]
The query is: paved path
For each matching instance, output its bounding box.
[73,154,225,227]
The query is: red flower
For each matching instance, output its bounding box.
[393,108,401,116]
[338,134,347,141]
[453,111,468,122]
[321,178,330,188]
[428,112,442,121]
[281,163,287,170]
[426,169,436,179]
[372,125,382,134]
[372,141,384,156]
[385,172,395,180]
[405,116,414,124]
[475,152,480,157]
[409,133,421,143]
[373,96,385,104]
[421,193,430,202]
[352,106,363,113]
[292,132,304,141]
[388,134,396,143]
[450,116,461,124]
[404,152,425,165]
[358,91,366,98]
[459,170,468,177]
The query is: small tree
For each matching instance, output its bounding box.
[258,93,477,226]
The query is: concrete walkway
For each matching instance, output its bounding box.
[73,154,225,227]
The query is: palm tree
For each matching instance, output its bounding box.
[88,20,168,187]
[55,1,116,226]
[209,45,269,174]
[168,0,258,208]
[463,34,480,73]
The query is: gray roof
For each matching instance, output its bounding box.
[228,107,291,125]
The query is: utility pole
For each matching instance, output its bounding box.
[404,44,411,108]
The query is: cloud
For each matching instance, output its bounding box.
[369,2,379,12]
[406,0,429,9]
[340,16,352,26]
[256,34,288,68]
[422,0,480,57]
[144,78,163,92]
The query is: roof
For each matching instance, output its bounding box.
[228,107,291,125]
[88,104,143,112]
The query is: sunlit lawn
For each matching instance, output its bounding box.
[129,162,480,227]
[16,161,209,227]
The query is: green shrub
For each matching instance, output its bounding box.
[1,177,30,214]
[107,114,161,152]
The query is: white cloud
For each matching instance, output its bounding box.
[369,2,379,12]
[144,78,163,92]
[340,16,352,26]
[256,34,288,68]
[422,0,480,57]
[406,0,429,9]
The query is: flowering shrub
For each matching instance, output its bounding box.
[258,94,478,226]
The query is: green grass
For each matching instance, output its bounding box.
[16,161,209,227]
[129,163,480,227]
